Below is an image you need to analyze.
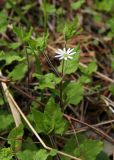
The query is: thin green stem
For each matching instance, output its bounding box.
[62,60,65,77]
[43,0,47,34]
[25,47,30,91]
[64,40,67,49]
[60,40,67,109]
[60,60,64,108]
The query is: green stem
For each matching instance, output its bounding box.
[25,47,30,91]
[43,0,47,34]
[60,60,64,108]
[60,40,67,108]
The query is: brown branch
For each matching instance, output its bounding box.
[64,114,114,144]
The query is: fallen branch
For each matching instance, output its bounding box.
[0,70,21,127]
[64,114,114,144]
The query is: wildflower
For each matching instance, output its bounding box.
[55,48,76,60]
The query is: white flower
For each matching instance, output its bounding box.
[55,48,76,60]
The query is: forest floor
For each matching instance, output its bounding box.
[0,1,114,160]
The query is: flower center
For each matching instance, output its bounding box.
[64,53,68,58]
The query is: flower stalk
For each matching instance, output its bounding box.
[55,47,76,109]
[60,59,64,108]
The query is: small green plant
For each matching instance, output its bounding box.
[0,1,112,160]
[0,148,13,160]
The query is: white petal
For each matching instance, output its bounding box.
[67,48,71,53]
[69,52,76,55]
[55,52,64,55]
[55,55,62,58]
[54,48,76,61]
[68,56,73,59]
[55,50,64,55]
[59,56,64,60]
[67,48,74,54]
[64,57,68,60]
[58,49,65,53]
[63,48,66,52]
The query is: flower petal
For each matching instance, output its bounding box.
[55,50,64,55]
[69,52,76,55]
[68,56,73,59]
[63,48,66,52]
[55,52,64,55]
[67,48,71,53]
[67,48,74,54]
[59,56,64,60]
[55,48,76,61]
[55,54,62,58]
[64,57,68,60]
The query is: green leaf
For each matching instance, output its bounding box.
[0,11,8,33]
[0,110,14,132]
[32,98,67,134]
[33,149,57,160]
[28,33,48,53]
[58,48,80,74]
[40,3,56,14]
[0,39,8,47]
[22,3,36,13]
[62,134,86,160]
[33,73,61,90]
[33,149,49,160]
[96,151,109,160]
[75,139,103,160]
[71,0,85,10]
[0,51,24,66]
[49,149,58,156]
[22,137,37,151]
[13,26,33,43]
[111,57,114,69]
[16,150,35,160]
[63,18,78,40]
[79,75,91,84]
[62,135,103,160]
[32,109,45,133]
[64,82,84,105]
[56,7,65,15]
[63,134,86,158]
[0,97,4,105]
[8,62,27,81]
[44,97,67,134]
[79,60,97,75]
[108,18,114,37]
[8,124,24,152]
[95,0,114,12]
[8,42,21,49]
[0,148,13,160]
[109,84,114,95]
